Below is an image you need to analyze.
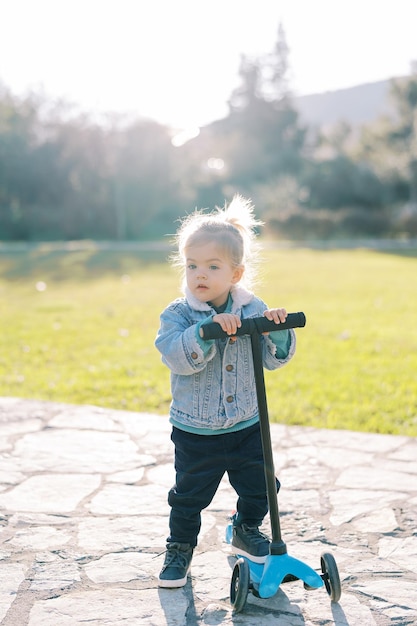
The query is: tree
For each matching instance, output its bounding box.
[0,87,40,238]
[106,118,177,240]
[261,22,291,103]
[389,71,417,211]
[356,70,417,213]
[0,86,181,241]
[223,23,305,190]
[228,22,291,110]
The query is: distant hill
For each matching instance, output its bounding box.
[293,78,401,130]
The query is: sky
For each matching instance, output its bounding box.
[1,0,417,129]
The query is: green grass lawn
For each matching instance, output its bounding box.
[1,243,416,436]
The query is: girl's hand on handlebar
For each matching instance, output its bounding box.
[212,313,242,336]
[263,308,288,331]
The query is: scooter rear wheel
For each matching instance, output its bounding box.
[230,558,250,613]
[320,552,341,602]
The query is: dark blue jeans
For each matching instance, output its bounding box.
[167,423,280,548]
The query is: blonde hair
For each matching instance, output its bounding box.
[172,195,263,289]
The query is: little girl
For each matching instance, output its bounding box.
[155,195,296,588]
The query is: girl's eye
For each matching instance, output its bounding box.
[187,264,196,270]
[209,265,219,270]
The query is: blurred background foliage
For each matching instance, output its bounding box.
[1,25,417,243]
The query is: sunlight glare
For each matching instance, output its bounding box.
[207,158,225,170]
[171,127,200,147]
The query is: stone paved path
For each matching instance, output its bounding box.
[0,397,416,625]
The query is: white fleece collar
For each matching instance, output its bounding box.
[184,284,254,312]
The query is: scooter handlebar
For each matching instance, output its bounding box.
[200,311,306,340]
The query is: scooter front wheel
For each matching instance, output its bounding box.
[230,558,250,613]
[320,552,341,602]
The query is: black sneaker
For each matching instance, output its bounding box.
[231,524,270,563]
[158,542,193,588]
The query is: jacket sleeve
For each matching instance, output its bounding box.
[262,328,296,370]
[155,304,217,375]
[249,296,297,371]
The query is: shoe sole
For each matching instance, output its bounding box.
[231,545,268,564]
[157,569,190,588]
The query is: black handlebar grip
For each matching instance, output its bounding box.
[200,312,306,341]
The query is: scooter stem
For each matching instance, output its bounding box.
[250,330,287,556]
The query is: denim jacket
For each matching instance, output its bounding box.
[155,284,296,433]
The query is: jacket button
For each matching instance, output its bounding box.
[191,352,198,359]
[226,364,233,372]
[226,395,234,403]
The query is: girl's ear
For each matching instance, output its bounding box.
[232,265,244,284]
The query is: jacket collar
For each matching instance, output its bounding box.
[184,284,254,312]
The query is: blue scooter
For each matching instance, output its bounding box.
[201,312,341,613]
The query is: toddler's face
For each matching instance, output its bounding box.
[185,241,243,308]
